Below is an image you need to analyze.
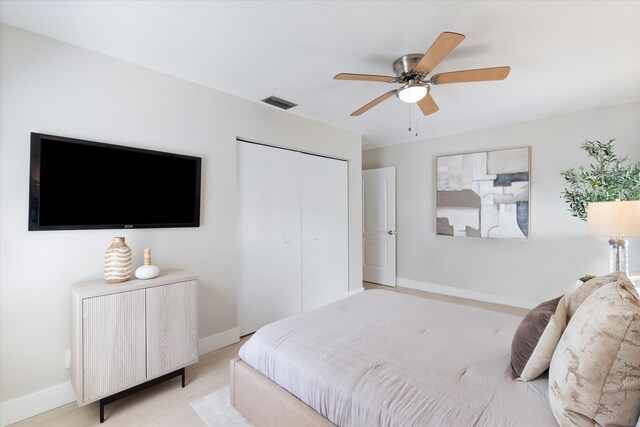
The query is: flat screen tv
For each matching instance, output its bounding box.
[29,133,202,231]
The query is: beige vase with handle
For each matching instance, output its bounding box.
[104,237,132,283]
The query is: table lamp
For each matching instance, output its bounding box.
[587,200,640,274]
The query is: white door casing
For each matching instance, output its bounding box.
[362,167,396,286]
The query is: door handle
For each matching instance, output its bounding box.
[388,230,396,235]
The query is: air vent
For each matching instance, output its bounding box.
[261,96,297,110]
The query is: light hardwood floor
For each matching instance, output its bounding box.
[12,336,251,427]
[13,284,527,426]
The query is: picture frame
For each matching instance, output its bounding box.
[436,147,530,239]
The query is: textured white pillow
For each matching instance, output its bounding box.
[549,275,640,427]
[564,272,626,319]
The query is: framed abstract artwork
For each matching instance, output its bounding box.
[436,147,530,239]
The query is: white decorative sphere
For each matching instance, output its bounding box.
[135,265,160,280]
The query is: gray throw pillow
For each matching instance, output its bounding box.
[510,295,567,381]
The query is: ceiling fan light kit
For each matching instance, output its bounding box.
[334,31,511,116]
[397,82,428,103]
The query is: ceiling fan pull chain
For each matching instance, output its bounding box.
[408,102,412,132]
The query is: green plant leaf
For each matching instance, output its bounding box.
[559,139,640,220]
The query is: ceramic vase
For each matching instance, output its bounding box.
[135,248,160,280]
[104,237,132,283]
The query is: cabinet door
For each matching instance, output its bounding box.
[146,281,198,377]
[237,142,302,335]
[301,154,349,311]
[82,290,146,402]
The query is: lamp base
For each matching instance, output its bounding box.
[608,238,628,274]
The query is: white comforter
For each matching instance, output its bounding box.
[239,290,557,427]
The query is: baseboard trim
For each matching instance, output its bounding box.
[198,327,240,356]
[397,277,539,309]
[0,381,75,427]
[348,287,364,296]
[0,327,241,426]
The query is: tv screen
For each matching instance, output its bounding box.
[29,133,201,230]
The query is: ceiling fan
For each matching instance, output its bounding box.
[334,32,511,116]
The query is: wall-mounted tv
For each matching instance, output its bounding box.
[29,133,202,231]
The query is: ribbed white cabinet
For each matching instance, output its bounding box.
[146,281,198,378]
[82,290,146,402]
[71,270,198,406]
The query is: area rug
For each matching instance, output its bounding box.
[190,385,253,427]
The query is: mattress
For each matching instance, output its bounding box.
[239,289,557,427]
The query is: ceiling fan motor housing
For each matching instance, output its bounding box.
[393,53,426,81]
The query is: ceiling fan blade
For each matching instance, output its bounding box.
[334,73,397,83]
[351,90,397,116]
[430,66,511,85]
[417,94,439,116]
[415,32,465,74]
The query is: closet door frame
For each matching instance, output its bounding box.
[236,138,350,334]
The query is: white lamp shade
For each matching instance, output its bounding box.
[587,200,640,237]
[397,85,427,103]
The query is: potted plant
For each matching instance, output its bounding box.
[560,139,640,220]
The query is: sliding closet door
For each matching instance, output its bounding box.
[237,142,302,335]
[301,154,349,312]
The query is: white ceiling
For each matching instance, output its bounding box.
[1,1,639,149]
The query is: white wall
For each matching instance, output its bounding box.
[363,101,640,303]
[0,23,362,411]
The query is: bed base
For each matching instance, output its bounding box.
[230,357,334,427]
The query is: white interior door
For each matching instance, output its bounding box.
[301,154,349,312]
[237,142,302,335]
[363,167,396,286]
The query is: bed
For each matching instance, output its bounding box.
[231,289,557,426]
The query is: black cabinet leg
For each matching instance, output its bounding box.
[97,368,185,422]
